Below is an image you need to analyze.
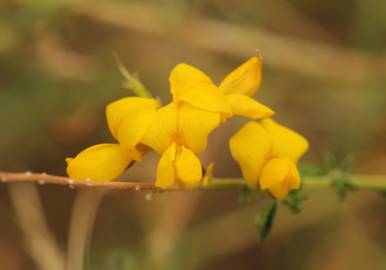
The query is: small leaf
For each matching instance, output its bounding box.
[331,177,357,201]
[340,153,355,173]
[255,201,278,242]
[323,152,337,171]
[283,189,308,214]
[299,163,325,177]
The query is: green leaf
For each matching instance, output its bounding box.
[323,152,337,171]
[331,177,358,201]
[340,153,355,173]
[299,163,325,177]
[283,189,308,214]
[255,201,278,242]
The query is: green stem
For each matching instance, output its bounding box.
[206,174,386,191]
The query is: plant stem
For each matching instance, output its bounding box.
[1,171,386,191]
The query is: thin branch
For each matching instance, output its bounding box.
[1,171,386,191]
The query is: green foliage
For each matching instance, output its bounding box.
[331,177,358,201]
[323,152,338,172]
[340,153,355,173]
[283,189,308,214]
[299,163,325,177]
[255,201,278,242]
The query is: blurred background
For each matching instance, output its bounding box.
[0,0,386,269]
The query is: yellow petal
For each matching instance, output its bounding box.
[106,97,158,156]
[287,159,301,189]
[156,144,177,188]
[225,94,274,119]
[229,121,271,188]
[141,103,178,154]
[178,103,221,153]
[219,57,262,97]
[267,182,290,200]
[260,158,290,190]
[261,118,309,163]
[169,63,213,100]
[175,145,202,187]
[176,82,232,115]
[66,144,132,181]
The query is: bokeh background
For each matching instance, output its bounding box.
[1,0,386,269]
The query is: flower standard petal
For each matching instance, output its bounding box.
[66,144,132,181]
[175,145,202,187]
[156,144,177,189]
[176,82,232,116]
[178,103,221,153]
[229,121,271,188]
[169,63,213,100]
[261,118,309,163]
[225,94,274,119]
[141,103,178,154]
[219,57,262,97]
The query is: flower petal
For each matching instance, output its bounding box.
[226,94,274,119]
[260,158,290,190]
[288,159,301,189]
[106,97,158,156]
[219,57,262,97]
[178,103,221,153]
[261,118,309,163]
[156,144,177,188]
[169,63,213,100]
[229,121,271,188]
[66,144,132,181]
[175,145,202,187]
[267,182,290,200]
[176,82,232,115]
[141,103,178,154]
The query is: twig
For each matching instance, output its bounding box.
[1,171,386,191]
[8,183,66,270]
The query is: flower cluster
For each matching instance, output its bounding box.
[66,57,308,199]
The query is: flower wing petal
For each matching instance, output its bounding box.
[66,144,132,181]
[106,97,158,155]
[261,118,309,163]
[229,121,271,188]
[260,158,290,190]
[177,82,232,115]
[219,57,262,97]
[141,103,178,154]
[175,145,202,187]
[226,94,274,119]
[156,144,177,188]
[178,103,221,153]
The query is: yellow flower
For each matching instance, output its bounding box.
[141,102,220,188]
[66,97,159,181]
[229,119,309,199]
[170,57,274,120]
